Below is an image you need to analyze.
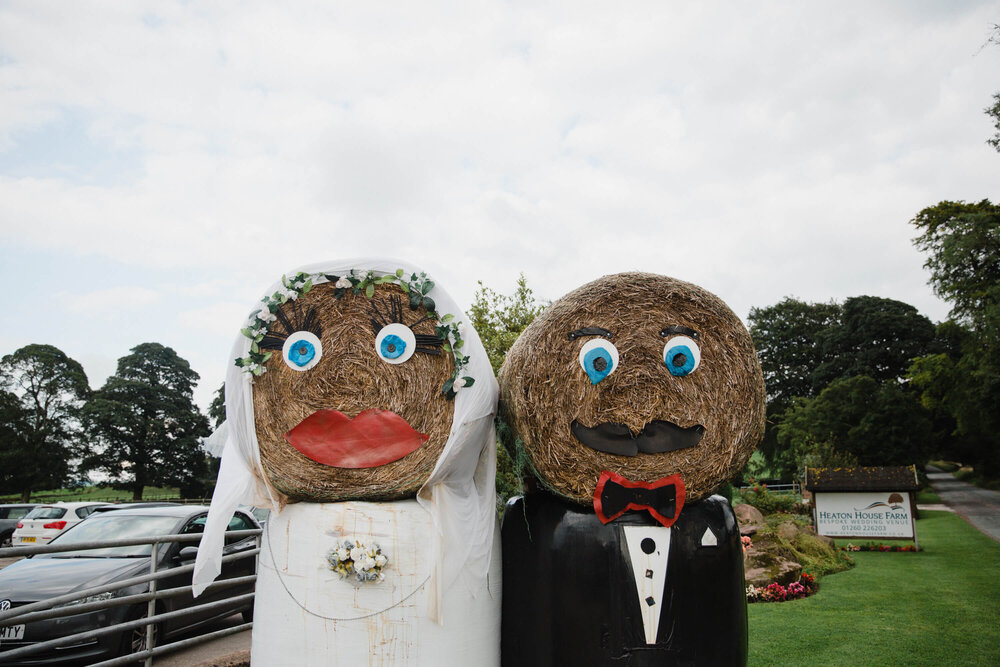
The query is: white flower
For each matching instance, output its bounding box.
[335,276,352,289]
[375,554,387,567]
[350,546,364,562]
[256,309,276,323]
[452,376,466,391]
[336,548,349,561]
[278,287,298,301]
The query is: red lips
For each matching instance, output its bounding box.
[283,409,428,469]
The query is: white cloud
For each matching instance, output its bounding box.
[1,0,998,408]
[64,286,160,313]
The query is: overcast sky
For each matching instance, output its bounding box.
[1,1,998,410]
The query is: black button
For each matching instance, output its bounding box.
[641,538,655,554]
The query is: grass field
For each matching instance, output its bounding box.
[915,489,941,504]
[0,486,182,504]
[749,510,1000,665]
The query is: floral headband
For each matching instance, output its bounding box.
[235,269,475,399]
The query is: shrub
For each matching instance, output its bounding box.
[741,485,799,514]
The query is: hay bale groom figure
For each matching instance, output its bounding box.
[499,272,765,666]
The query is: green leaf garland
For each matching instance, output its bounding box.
[235,269,474,398]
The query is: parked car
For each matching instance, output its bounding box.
[243,505,270,527]
[10,503,109,546]
[0,505,258,665]
[0,505,38,549]
[87,502,181,515]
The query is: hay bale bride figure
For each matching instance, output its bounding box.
[193,259,500,666]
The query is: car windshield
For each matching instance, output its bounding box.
[24,506,66,520]
[38,515,181,558]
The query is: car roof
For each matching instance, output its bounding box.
[91,505,213,518]
[25,502,108,511]
[90,502,181,512]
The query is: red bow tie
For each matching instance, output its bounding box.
[593,471,686,528]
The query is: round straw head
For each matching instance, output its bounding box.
[498,272,764,505]
[252,282,455,501]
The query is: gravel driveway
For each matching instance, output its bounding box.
[926,467,1000,542]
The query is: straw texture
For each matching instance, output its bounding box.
[498,272,765,505]
[253,282,455,501]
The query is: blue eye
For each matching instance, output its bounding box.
[663,335,701,376]
[381,334,405,359]
[375,323,416,364]
[282,331,322,371]
[578,338,619,384]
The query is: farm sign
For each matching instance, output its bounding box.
[804,466,920,545]
[813,491,915,539]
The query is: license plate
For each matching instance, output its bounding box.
[19,537,35,543]
[0,624,25,643]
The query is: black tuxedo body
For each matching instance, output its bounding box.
[501,492,747,666]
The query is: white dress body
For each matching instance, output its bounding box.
[251,500,501,667]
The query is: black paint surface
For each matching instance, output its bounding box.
[570,420,706,456]
[501,493,747,666]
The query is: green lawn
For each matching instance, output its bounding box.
[915,489,941,504]
[0,486,181,503]
[749,511,1000,665]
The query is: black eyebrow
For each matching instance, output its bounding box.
[568,327,613,341]
[370,295,444,355]
[258,302,322,350]
[660,325,699,340]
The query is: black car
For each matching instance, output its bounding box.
[0,505,258,665]
[0,505,37,549]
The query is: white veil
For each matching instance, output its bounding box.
[192,258,499,623]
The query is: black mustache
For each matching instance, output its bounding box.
[570,419,706,457]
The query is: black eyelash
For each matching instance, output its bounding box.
[258,301,322,350]
[370,296,444,355]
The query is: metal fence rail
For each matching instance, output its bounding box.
[0,528,260,666]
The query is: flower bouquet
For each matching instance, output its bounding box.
[327,539,389,583]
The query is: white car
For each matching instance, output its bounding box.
[11,502,109,546]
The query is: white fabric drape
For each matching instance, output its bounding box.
[192,258,499,624]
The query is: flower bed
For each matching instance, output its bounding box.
[840,543,919,552]
[747,572,816,603]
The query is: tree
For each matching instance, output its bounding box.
[988,92,1000,153]
[83,343,211,500]
[987,24,1000,153]
[812,296,937,389]
[208,383,225,429]
[777,376,934,469]
[749,298,842,407]
[468,275,545,506]
[910,200,1000,477]
[0,390,32,497]
[467,274,546,374]
[0,344,90,501]
[748,298,842,478]
[911,200,1000,330]
[749,295,936,478]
